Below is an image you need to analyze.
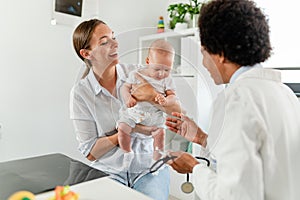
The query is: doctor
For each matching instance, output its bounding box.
[166,0,300,200]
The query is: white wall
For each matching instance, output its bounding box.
[2,0,296,163]
[0,0,82,162]
[0,0,168,162]
[99,0,169,64]
[255,0,300,68]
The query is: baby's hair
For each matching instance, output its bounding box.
[148,39,175,57]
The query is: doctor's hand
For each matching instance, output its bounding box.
[131,73,157,102]
[165,112,208,146]
[167,151,199,174]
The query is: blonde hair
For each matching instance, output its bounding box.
[148,39,175,57]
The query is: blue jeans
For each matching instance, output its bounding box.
[111,166,170,200]
[133,166,170,200]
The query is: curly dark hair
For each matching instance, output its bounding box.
[198,0,272,66]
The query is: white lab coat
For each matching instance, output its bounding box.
[193,68,300,200]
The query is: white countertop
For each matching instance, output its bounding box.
[35,177,153,200]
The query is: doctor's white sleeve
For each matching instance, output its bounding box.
[192,89,265,200]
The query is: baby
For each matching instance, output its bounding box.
[117,39,177,169]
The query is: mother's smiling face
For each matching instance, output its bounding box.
[87,23,119,70]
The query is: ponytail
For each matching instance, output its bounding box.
[81,59,92,79]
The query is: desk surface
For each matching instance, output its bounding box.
[35,177,153,200]
[0,153,153,200]
[0,153,108,199]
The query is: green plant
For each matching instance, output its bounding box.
[167,0,203,29]
[167,3,188,29]
[187,0,203,20]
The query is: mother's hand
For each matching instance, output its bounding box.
[133,124,158,136]
[131,73,157,102]
[131,73,181,114]
[165,112,208,146]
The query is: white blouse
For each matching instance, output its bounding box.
[70,64,155,184]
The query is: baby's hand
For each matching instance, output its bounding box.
[155,94,167,105]
[126,96,137,108]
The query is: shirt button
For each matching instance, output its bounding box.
[95,85,100,93]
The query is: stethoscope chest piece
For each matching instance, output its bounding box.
[181,173,194,193]
[181,181,194,193]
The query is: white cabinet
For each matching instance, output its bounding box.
[138,28,202,123]
[138,28,202,154]
[165,73,199,153]
[138,29,223,200]
[179,36,224,156]
[138,28,198,67]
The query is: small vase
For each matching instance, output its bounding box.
[188,14,200,28]
[174,22,188,32]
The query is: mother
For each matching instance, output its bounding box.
[70,19,180,200]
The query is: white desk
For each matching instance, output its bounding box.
[35,177,153,200]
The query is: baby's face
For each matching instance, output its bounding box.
[148,64,172,80]
[147,52,173,80]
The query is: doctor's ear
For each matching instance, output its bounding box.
[80,49,91,59]
[217,53,225,64]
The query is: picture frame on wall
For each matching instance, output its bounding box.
[51,0,99,26]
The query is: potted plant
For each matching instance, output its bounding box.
[187,0,202,20]
[167,3,188,30]
[167,0,203,30]
[187,0,203,28]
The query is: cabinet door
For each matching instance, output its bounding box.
[164,75,197,152]
[179,36,224,155]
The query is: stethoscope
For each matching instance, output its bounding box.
[181,156,210,194]
[125,153,177,188]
